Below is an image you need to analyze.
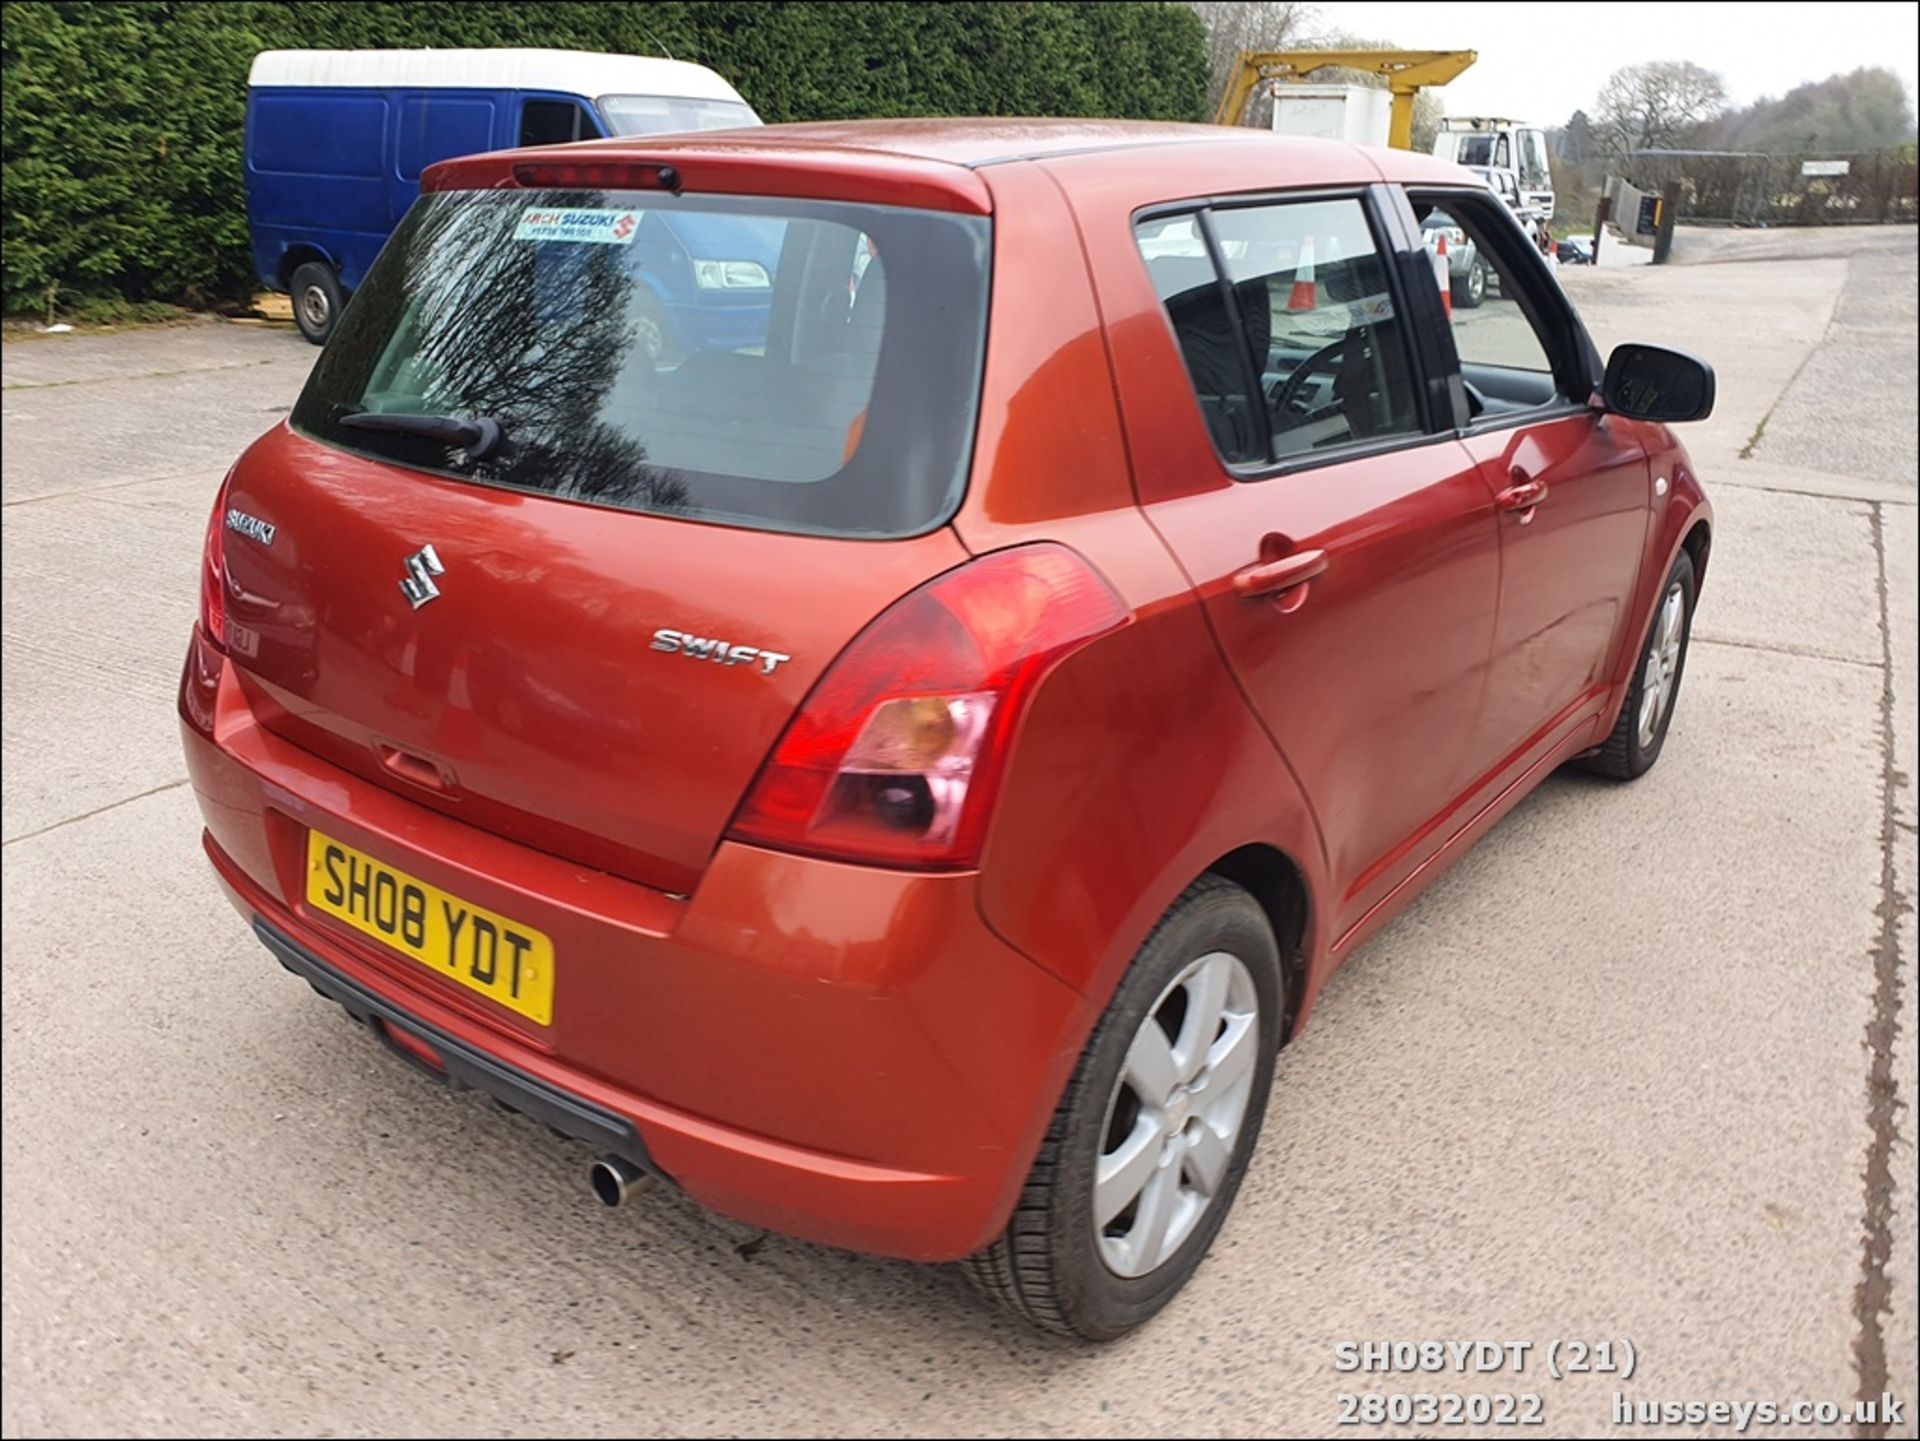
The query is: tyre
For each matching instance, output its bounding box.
[289,260,344,346]
[634,288,680,367]
[1581,550,1696,780]
[1451,255,1487,309]
[964,875,1283,1340]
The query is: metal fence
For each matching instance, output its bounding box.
[1622,148,1918,225]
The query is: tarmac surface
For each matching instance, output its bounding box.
[2,224,1914,1437]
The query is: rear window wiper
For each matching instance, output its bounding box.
[338,410,504,459]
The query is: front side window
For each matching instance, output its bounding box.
[1411,191,1562,419]
[292,189,990,538]
[520,99,592,147]
[1135,196,1423,468]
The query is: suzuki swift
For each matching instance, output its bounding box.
[181,119,1714,1339]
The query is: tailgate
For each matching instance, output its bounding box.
[223,423,968,894]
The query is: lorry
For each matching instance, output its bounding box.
[1432,117,1555,220]
[245,48,761,342]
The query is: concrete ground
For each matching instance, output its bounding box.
[2,225,1913,1438]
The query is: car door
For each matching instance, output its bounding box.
[1102,189,1504,941]
[1405,186,1653,773]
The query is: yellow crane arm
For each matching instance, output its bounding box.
[1213,48,1478,150]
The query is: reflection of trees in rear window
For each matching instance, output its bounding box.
[291,189,990,538]
[352,194,690,514]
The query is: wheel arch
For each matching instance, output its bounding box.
[277,245,339,292]
[1681,515,1712,590]
[1204,843,1311,1041]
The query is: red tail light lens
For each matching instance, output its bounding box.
[727,544,1129,870]
[199,476,231,651]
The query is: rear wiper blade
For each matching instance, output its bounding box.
[338,410,503,459]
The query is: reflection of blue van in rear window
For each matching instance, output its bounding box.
[626,212,787,364]
[245,48,760,343]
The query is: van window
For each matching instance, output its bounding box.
[292,189,989,539]
[599,95,759,135]
[1458,134,1494,167]
[520,99,592,146]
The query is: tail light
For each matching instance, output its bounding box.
[727,544,1129,870]
[199,474,232,651]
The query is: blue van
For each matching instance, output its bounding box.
[245,48,761,343]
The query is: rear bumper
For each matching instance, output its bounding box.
[252,916,663,1175]
[181,632,1091,1261]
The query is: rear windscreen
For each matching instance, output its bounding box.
[292,189,991,538]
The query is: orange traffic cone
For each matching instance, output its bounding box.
[1433,232,1453,319]
[1287,238,1318,311]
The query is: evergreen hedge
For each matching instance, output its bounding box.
[1,1,1209,314]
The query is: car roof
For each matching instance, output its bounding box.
[552,117,1475,173]
[425,118,1482,213]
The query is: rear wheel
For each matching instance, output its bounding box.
[964,876,1283,1339]
[634,289,681,367]
[289,260,344,346]
[1582,551,1696,779]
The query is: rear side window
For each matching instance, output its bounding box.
[292,189,990,538]
[1135,196,1423,468]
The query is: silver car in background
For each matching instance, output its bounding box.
[1421,207,1488,308]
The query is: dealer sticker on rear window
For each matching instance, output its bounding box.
[512,208,640,245]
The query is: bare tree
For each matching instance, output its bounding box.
[1595,61,1729,155]
[1190,1,1318,121]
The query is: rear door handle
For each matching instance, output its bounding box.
[1496,477,1549,514]
[1232,548,1328,598]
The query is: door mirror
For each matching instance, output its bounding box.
[1602,344,1715,422]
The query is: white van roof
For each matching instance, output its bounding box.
[247,48,748,105]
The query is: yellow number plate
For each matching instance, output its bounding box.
[305,830,555,1026]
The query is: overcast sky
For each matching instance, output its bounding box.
[1311,0,1920,126]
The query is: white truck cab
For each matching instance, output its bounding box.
[1434,117,1554,221]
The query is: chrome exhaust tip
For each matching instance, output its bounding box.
[590,1154,652,1208]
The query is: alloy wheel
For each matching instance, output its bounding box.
[1637,581,1686,750]
[1094,950,1261,1278]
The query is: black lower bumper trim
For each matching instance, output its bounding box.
[253,918,664,1179]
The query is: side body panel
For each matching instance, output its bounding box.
[1459,411,1651,771]
[954,162,1334,1031]
[246,85,400,289]
[1040,151,1512,960]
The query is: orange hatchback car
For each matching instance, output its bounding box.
[182,120,1713,1338]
